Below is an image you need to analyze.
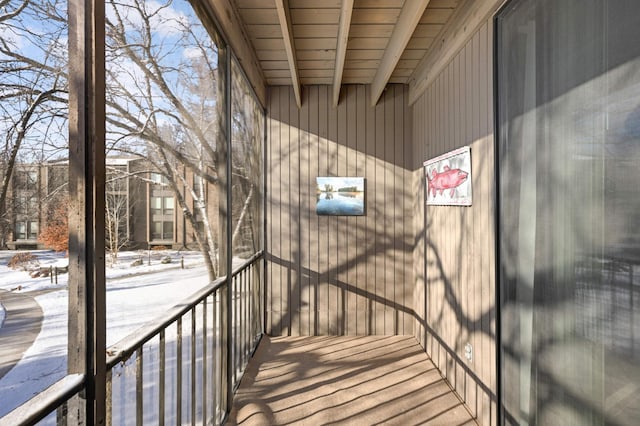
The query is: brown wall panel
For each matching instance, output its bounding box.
[267,84,413,337]
[411,20,497,426]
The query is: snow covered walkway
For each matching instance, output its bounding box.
[0,289,43,380]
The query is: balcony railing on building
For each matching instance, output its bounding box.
[1,252,264,425]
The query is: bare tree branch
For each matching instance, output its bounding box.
[0,0,29,23]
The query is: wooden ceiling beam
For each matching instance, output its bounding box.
[202,0,266,107]
[408,0,506,105]
[370,0,431,106]
[275,0,302,108]
[332,0,354,107]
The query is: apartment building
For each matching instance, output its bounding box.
[4,158,218,250]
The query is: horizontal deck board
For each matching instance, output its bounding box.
[229,336,477,425]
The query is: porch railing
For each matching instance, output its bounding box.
[0,251,264,426]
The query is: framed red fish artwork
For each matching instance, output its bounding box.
[424,146,472,206]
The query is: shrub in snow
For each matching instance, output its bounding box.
[8,252,39,271]
[160,256,171,264]
[39,201,69,253]
[130,258,143,267]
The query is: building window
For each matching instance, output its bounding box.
[14,220,38,240]
[163,196,174,213]
[150,196,162,215]
[150,194,174,241]
[150,220,173,241]
[150,221,161,240]
[150,196,174,216]
[15,222,26,240]
[14,191,38,215]
[27,196,38,213]
[28,221,38,240]
[27,170,37,186]
[15,195,27,214]
[150,172,169,185]
[162,221,173,240]
[498,1,640,424]
[15,169,38,189]
[149,170,174,242]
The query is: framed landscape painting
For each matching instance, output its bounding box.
[316,177,365,216]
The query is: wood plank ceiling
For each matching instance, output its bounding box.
[231,0,460,106]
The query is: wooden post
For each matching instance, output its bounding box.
[225,44,234,415]
[67,0,106,424]
[216,41,231,419]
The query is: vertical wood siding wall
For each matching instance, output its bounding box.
[412,20,497,426]
[266,84,413,336]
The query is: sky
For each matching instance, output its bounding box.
[316,177,365,191]
[1,0,219,163]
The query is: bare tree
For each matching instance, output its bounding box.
[0,0,262,278]
[105,166,131,265]
[0,0,29,23]
[103,0,226,280]
[230,65,263,257]
[0,0,68,247]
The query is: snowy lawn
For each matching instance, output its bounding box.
[0,249,213,417]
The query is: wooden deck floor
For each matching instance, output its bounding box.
[228,336,477,425]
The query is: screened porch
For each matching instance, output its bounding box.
[0,0,497,424]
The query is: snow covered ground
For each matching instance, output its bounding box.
[0,249,213,418]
